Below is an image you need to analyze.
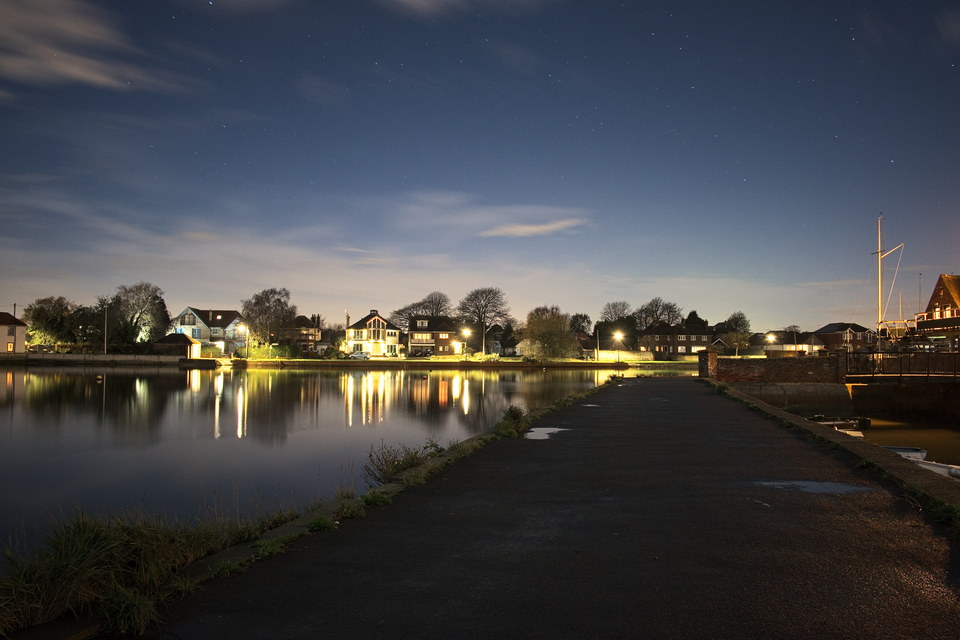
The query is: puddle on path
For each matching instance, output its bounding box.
[753,480,877,495]
[526,427,570,440]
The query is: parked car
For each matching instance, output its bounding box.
[348,351,371,359]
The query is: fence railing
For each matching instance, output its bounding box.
[845,352,960,380]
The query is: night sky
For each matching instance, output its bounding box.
[2,0,958,332]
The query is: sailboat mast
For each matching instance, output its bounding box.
[877,214,883,331]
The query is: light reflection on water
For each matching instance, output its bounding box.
[0,366,631,542]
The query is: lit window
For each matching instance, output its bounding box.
[439,333,449,339]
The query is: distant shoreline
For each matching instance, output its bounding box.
[1,353,699,371]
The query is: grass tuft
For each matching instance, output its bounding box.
[362,490,392,506]
[362,440,430,486]
[0,508,299,638]
[494,404,531,438]
[307,516,339,533]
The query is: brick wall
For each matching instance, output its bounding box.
[700,351,843,383]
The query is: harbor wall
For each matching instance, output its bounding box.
[729,381,960,423]
[699,351,843,383]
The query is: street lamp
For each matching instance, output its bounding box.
[614,331,624,363]
[237,324,248,358]
[461,328,472,360]
[766,333,778,354]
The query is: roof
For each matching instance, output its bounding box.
[182,307,243,329]
[284,315,319,329]
[812,323,873,334]
[928,274,960,310]
[348,309,400,331]
[155,333,200,345]
[0,312,26,327]
[410,315,459,332]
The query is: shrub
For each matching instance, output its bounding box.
[494,405,531,438]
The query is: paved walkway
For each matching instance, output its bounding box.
[155,378,960,639]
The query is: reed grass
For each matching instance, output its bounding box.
[0,508,298,637]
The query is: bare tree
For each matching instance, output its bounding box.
[388,302,422,330]
[241,288,297,345]
[456,287,510,354]
[111,282,169,343]
[420,291,452,316]
[634,297,683,330]
[599,301,632,322]
[389,291,453,330]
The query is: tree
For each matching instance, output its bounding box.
[724,311,751,334]
[110,282,170,343]
[684,310,709,332]
[241,288,297,346]
[419,291,452,317]
[22,296,77,345]
[524,306,581,360]
[599,301,631,323]
[388,302,422,331]
[569,312,592,335]
[717,311,751,356]
[389,291,453,330]
[634,297,683,331]
[722,331,752,356]
[456,287,510,354]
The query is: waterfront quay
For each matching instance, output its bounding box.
[153,377,960,640]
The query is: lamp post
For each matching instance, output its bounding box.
[237,324,248,358]
[461,328,471,360]
[766,333,776,354]
[614,331,624,364]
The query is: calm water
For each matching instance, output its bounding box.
[0,366,626,542]
[859,417,960,466]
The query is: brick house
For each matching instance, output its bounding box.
[407,315,463,356]
[640,322,713,358]
[914,273,960,350]
[811,322,876,352]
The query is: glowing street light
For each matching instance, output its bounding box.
[461,328,472,360]
[614,331,624,363]
[237,324,248,358]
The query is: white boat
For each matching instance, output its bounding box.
[883,446,928,461]
[914,459,960,479]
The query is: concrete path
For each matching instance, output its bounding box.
[154,378,960,639]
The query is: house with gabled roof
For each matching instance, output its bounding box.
[639,321,713,358]
[914,273,960,350]
[408,315,463,356]
[811,322,876,352]
[346,309,401,356]
[278,315,328,354]
[0,312,27,354]
[168,307,244,354]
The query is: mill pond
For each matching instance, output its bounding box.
[1,365,657,544]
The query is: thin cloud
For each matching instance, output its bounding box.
[296,75,350,107]
[487,41,545,76]
[374,0,546,19]
[0,0,182,92]
[480,218,587,238]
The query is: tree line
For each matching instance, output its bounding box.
[20,282,753,358]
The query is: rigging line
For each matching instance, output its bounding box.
[882,245,904,321]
